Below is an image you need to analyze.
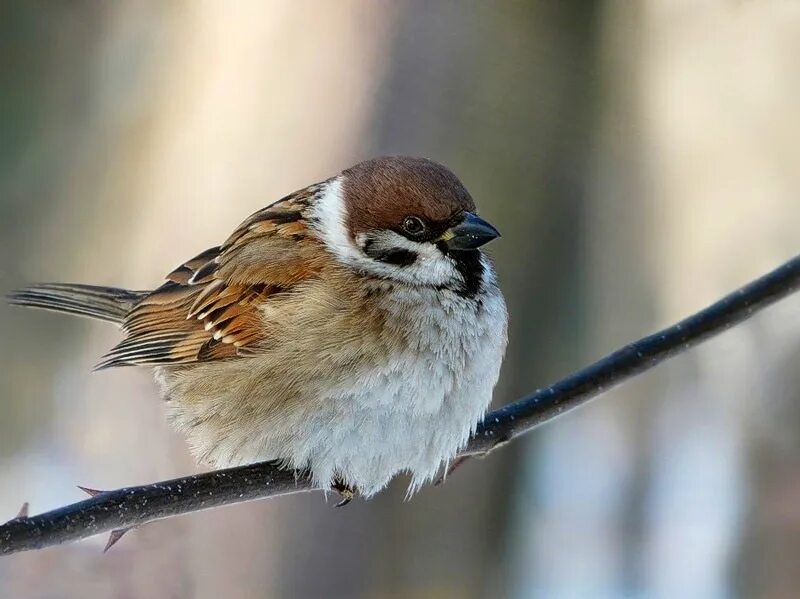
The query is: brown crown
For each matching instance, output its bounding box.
[341,156,475,237]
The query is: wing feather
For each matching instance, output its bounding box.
[97,186,324,368]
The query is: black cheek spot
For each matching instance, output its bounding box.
[362,237,418,267]
[377,248,418,267]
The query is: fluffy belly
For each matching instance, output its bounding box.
[159,351,495,497]
[156,285,507,497]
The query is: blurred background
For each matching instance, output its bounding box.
[0,1,799,597]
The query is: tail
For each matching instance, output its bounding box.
[7,283,146,325]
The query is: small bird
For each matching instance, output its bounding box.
[9,156,508,498]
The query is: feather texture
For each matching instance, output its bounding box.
[7,284,145,324]
[96,186,323,369]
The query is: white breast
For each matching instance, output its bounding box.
[283,275,508,497]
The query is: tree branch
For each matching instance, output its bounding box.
[2,255,799,556]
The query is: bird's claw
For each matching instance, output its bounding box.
[332,480,355,507]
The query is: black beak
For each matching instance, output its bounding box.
[441,212,501,251]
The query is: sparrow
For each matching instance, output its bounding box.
[9,156,508,498]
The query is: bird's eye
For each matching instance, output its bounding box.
[402,216,426,236]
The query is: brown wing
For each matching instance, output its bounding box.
[95,185,327,369]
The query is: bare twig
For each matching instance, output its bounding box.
[2,255,799,556]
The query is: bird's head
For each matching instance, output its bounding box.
[312,156,500,295]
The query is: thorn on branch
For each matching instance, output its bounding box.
[14,502,29,520]
[79,486,134,552]
[104,527,133,553]
[77,485,105,497]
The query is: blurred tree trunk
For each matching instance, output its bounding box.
[576,2,800,598]
[509,1,800,597]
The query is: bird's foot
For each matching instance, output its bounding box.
[332,479,355,507]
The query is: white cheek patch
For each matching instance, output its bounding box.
[356,230,463,287]
[311,177,465,288]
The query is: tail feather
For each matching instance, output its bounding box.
[7,283,146,325]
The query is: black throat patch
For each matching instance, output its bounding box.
[436,243,484,297]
